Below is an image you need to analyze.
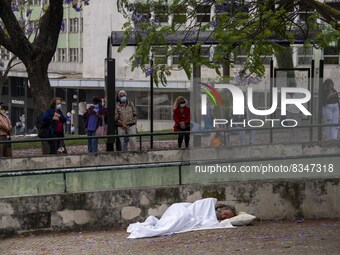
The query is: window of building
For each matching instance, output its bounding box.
[324,46,339,65]
[171,5,186,25]
[57,48,66,62]
[215,1,246,15]
[28,20,39,34]
[124,91,190,121]
[51,53,56,62]
[297,3,314,22]
[234,48,247,65]
[152,47,168,65]
[197,4,211,23]
[11,77,25,97]
[234,47,272,65]
[171,47,181,65]
[29,0,48,5]
[201,46,212,63]
[69,48,79,62]
[61,19,67,33]
[154,92,172,120]
[28,0,41,5]
[297,47,313,65]
[1,79,9,96]
[69,18,78,33]
[131,91,149,120]
[154,4,168,23]
[259,55,272,65]
[79,18,83,32]
[134,3,151,25]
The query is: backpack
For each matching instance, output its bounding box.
[35,111,50,138]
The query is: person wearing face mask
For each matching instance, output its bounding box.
[43,97,67,154]
[83,96,107,153]
[173,96,191,148]
[0,102,12,157]
[115,90,138,151]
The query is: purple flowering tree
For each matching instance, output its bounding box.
[0,0,89,114]
[117,0,339,85]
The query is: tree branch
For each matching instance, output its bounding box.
[301,0,340,30]
[0,27,14,52]
[0,0,32,62]
[32,0,64,63]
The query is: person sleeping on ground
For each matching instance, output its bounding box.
[215,204,237,221]
[127,198,255,239]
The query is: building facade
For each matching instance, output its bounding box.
[0,0,339,134]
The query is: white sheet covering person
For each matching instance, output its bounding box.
[127,198,234,239]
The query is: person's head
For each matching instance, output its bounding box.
[174,96,187,109]
[92,96,101,107]
[216,204,237,221]
[117,90,127,103]
[323,79,334,90]
[50,97,62,110]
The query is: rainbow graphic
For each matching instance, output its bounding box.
[200,82,223,115]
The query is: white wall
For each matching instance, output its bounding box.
[83,0,125,78]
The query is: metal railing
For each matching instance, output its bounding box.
[0,123,338,153]
[0,153,339,194]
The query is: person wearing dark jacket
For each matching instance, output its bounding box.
[83,96,107,153]
[43,97,67,154]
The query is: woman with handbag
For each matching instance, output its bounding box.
[0,103,12,157]
[83,96,107,153]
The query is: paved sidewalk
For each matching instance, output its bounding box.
[1,219,339,255]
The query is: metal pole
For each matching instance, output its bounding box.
[193,48,201,147]
[318,59,324,141]
[178,165,182,185]
[310,59,314,141]
[63,172,67,193]
[150,57,154,149]
[105,37,116,151]
[270,59,274,143]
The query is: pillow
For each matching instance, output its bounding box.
[223,212,256,226]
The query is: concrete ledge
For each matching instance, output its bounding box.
[1,141,340,172]
[0,178,338,235]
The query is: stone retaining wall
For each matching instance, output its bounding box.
[1,141,340,172]
[0,178,338,235]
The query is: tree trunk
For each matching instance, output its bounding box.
[26,60,54,116]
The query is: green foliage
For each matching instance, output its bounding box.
[116,0,339,86]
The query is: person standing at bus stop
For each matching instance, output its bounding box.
[83,96,107,153]
[322,79,339,140]
[44,97,67,154]
[173,96,191,148]
[0,102,12,157]
[115,90,138,151]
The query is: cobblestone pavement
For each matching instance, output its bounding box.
[1,219,339,255]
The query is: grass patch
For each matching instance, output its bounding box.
[138,129,177,140]
[11,135,90,150]
[11,130,178,150]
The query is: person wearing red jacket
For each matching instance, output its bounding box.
[173,96,191,148]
